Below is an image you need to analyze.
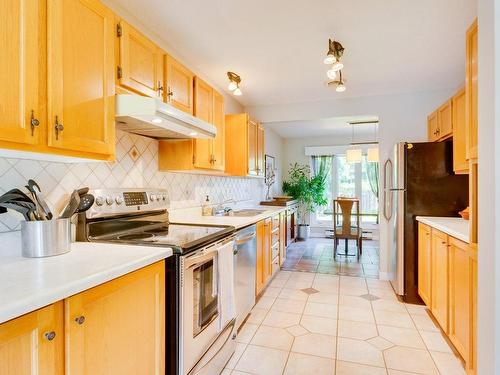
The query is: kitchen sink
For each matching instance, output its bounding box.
[224,209,267,217]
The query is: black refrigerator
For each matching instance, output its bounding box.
[384,141,468,304]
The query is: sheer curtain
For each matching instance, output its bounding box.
[366,161,379,198]
[311,155,334,223]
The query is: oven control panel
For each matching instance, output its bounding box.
[86,189,169,218]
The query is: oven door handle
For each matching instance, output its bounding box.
[235,232,256,245]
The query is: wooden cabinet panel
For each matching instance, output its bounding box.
[47,0,115,156]
[468,244,477,374]
[248,119,258,175]
[193,77,213,169]
[257,124,265,176]
[418,223,432,306]
[256,220,266,295]
[452,88,468,174]
[0,0,42,146]
[0,302,64,375]
[65,261,165,375]
[448,237,470,362]
[466,20,478,161]
[117,21,163,98]
[164,55,194,114]
[212,90,225,171]
[263,218,272,282]
[279,212,286,266]
[437,99,453,140]
[431,229,449,333]
[428,111,439,142]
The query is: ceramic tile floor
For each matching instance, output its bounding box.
[282,238,379,278]
[223,271,466,375]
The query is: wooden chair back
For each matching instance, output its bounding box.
[333,197,361,238]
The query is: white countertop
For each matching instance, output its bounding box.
[416,216,470,243]
[0,231,172,324]
[169,205,287,229]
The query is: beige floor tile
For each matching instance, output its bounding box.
[337,337,385,367]
[372,299,407,313]
[303,302,338,318]
[339,295,372,308]
[231,371,252,375]
[377,325,426,349]
[405,303,429,316]
[384,346,439,374]
[284,279,314,289]
[336,360,387,375]
[339,285,369,296]
[226,343,247,369]
[387,371,420,375]
[284,352,335,375]
[271,298,306,314]
[338,305,375,323]
[235,345,288,375]
[337,320,378,340]
[367,336,394,350]
[340,275,367,285]
[300,314,337,336]
[237,322,259,343]
[269,277,288,288]
[278,288,309,301]
[374,310,415,328]
[250,325,294,351]
[368,287,398,300]
[246,308,268,325]
[292,333,336,358]
[262,310,302,328]
[366,278,393,290]
[312,280,340,293]
[308,291,339,305]
[412,314,440,332]
[315,274,340,283]
[430,351,467,375]
[255,295,276,310]
[262,286,282,298]
[420,330,453,353]
[221,369,232,375]
[286,324,309,337]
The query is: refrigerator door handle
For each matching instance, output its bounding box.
[383,159,394,221]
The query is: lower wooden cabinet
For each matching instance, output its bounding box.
[279,212,287,266]
[417,223,432,306]
[0,261,165,374]
[256,215,284,295]
[0,302,64,375]
[430,229,449,333]
[255,220,267,295]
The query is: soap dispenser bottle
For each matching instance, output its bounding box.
[202,195,212,216]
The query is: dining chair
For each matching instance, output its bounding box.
[333,197,362,260]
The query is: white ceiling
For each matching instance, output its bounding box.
[266,116,379,139]
[114,0,476,108]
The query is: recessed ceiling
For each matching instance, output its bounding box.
[266,116,379,139]
[113,0,476,107]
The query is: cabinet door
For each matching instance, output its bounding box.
[417,223,432,306]
[47,0,115,156]
[164,55,194,114]
[279,212,286,266]
[468,244,477,374]
[431,229,449,332]
[0,0,42,146]
[212,90,225,171]
[257,124,265,176]
[65,261,165,375]
[428,111,439,141]
[452,88,468,173]
[0,302,63,375]
[466,20,478,160]
[255,220,266,295]
[193,77,214,169]
[248,120,258,175]
[448,237,470,362]
[117,21,163,98]
[263,218,273,283]
[437,99,453,139]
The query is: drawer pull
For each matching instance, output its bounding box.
[44,331,56,341]
[75,315,85,325]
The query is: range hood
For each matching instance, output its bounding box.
[115,94,216,139]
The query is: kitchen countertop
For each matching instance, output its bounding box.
[416,216,470,243]
[170,205,288,229]
[0,231,172,324]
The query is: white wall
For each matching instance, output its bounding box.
[248,88,458,278]
[262,127,285,198]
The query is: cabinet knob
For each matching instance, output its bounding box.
[157,81,164,97]
[44,331,56,341]
[166,86,174,100]
[54,116,64,141]
[75,315,85,325]
[30,110,40,136]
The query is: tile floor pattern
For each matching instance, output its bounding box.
[282,238,380,278]
[223,271,466,375]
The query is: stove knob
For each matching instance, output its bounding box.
[106,196,114,206]
[150,194,156,202]
[115,196,124,205]
[95,196,105,206]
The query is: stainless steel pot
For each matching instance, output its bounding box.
[21,218,71,258]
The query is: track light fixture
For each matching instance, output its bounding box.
[227,71,242,96]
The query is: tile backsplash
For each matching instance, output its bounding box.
[0,130,267,232]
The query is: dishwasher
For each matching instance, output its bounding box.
[233,224,257,329]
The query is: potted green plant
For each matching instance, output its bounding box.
[282,163,328,240]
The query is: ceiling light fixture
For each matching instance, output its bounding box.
[367,122,379,162]
[227,71,242,96]
[347,121,362,164]
[328,71,347,92]
[324,38,346,92]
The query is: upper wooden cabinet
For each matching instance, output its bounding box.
[0,302,64,375]
[0,0,42,147]
[164,55,194,114]
[117,20,164,98]
[452,88,468,174]
[417,223,432,306]
[193,77,214,169]
[65,261,165,375]
[466,20,478,161]
[225,114,265,177]
[212,90,225,171]
[428,100,453,142]
[47,0,115,156]
[427,112,439,142]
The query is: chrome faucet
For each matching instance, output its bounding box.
[212,198,236,216]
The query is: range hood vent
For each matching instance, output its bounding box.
[115,94,216,139]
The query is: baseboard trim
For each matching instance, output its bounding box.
[378,271,394,281]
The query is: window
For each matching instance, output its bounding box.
[312,154,379,225]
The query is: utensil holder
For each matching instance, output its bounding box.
[21,218,71,258]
